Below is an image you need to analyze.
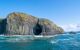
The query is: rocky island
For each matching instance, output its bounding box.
[0,12,64,35]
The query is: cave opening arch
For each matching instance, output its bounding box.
[33,23,43,35]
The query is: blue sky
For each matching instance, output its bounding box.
[0,0,80,26]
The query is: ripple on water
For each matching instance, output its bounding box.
[0,34,80,50]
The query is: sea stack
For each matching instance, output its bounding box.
[0,12,64,35]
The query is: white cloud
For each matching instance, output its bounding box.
[60,24,80,32]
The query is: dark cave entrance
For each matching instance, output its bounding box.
[0,19,7,34]
[33,23,43,35]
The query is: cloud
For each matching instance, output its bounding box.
[60,24,80,32]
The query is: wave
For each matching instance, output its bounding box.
[0,33,80,43]
[0,33,80,50]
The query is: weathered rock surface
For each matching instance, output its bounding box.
[0,12,64,35]
[38,18,64,35]
[6,12,38,35]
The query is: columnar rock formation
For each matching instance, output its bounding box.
[0,12,64,35]
[6,12,38,35]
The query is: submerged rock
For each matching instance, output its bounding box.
[0,12,64,35]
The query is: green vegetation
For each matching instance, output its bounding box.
[8,12,37,22]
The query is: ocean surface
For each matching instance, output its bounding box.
[0,33,80,50]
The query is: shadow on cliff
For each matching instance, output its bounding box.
[33,23,43,35]
[0,19,7,34]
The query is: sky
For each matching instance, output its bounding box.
[0,0,80,31]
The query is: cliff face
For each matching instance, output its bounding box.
[38,18,64,35]
[0,19,7,34]
[6,12,38,35]
[0,12,64,35]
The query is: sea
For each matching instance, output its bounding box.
[0,33,80,50]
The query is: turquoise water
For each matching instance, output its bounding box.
[0,33,80,50]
